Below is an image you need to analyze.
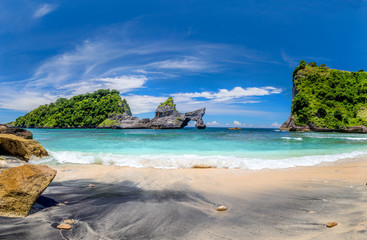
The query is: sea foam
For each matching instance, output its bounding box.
[30,150,367,170]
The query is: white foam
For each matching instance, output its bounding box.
[29,150,367,170]
[281,137,303,141]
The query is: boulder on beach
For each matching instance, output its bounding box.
[0,124,33,139]
[0,164,57,217]
[0,134,48,161]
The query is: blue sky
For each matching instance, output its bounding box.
[0,0,366,127]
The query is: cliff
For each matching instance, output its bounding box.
[281,61,367,132]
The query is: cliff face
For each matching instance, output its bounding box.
[281,61,367,132]
[99,97,206,129]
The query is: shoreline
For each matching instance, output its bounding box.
[1,156,367,239]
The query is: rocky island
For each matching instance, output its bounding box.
[281,61,367,133]
[14,90,206,129]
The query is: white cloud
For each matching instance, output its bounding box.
[121,95,167,114]
[149,57,212,71]
[271,122,281,128]
[173,86,281,102]
[207,121,220,126]
[34,4,58,18]
[233,120,242,126]
[61,75,148,95]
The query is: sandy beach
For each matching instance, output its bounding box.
[1,157,367,240]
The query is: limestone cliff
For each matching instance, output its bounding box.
[281,61,367,132]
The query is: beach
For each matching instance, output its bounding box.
[1,157,367,240]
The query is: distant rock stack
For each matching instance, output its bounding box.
[99,97,206,129]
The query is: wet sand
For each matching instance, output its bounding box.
[1,157,367,239]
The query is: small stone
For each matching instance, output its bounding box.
[56,203,65,206]
[64,201,68,204]
[57,223,71,230]
[217,206,227,211]
[64,219,75,224]
[88,184,95,188]
[326,222,338,228]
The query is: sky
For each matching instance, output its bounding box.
[0,0,366,127]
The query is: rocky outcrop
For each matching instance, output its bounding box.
[0,164,56,217]
[0,134,48,161]
[149,97,206,129]
[99,97,206,129]
[185,108,206,129]
[281,66,367,133]
[101,112,151,129]
[0,124,33,139]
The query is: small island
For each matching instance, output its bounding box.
[281,61,367,133]
[13,90,206,129]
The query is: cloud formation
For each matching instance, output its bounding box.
[34,4,58,18]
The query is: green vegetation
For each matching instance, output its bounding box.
[291,61,367,129]
[159,97,176,109]
[98,119,118,127]
[15,89,131,127]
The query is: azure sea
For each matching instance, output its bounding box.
[29,128,367,170]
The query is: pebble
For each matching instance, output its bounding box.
[89,184,95,188]
[326,222,338,228]
[57,223,72,230]
[217,206,227,211]
[64,219,75,224]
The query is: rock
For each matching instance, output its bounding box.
[64,219,75,224]
[217,206,227,211]
[0,124,33,139]
[0,164,57,217]
[57,223,72,230]
[185,108,206,129]
[150,97,206,129]
[0,134,48,161]
[326,222,338,228]
[88,184,95,188]
[228,127,241,130]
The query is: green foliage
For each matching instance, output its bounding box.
[15,89,130,127]
[98,119,118,127]
[291,62,367,129]
[159,97,176,109]
[293,60,306,77]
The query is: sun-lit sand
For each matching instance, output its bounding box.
[1,157,367,239]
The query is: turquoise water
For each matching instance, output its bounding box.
[29,128,367,170]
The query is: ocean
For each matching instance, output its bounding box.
[29,128,367,170]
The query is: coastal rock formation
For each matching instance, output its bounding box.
[150,97,206,129]
[185,108,206,129]
[0,134,48,161]
[99,97,206,129]
[0,124,33,139]
[0,164,56,217]
[99,112,151,129]
[281,61,367,133]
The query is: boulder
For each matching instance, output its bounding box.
[0,124,33,139]
[0,164,57,217]
[0,134,48,161]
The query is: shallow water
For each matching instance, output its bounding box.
[29,128,367,170]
